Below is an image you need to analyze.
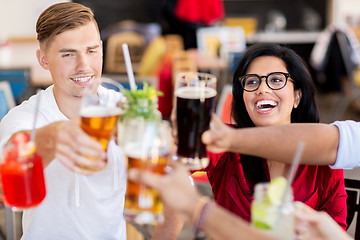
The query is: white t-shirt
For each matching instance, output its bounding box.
[331,120,360,169]
[0,86,127,240]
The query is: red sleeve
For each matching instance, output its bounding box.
[318,167,348,231]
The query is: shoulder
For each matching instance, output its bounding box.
[0,86,57,146]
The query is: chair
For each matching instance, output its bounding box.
[216,84,233,124]
[105,32,146,74]
[0,69,30,104]
[102,21,161,74]
[171,50,197,86]
[0,81,16,120]
[310,25,360,121]
[344,178,360,239]
[101,20,161,47]
[101,74,158,90]
[329,30,360,120]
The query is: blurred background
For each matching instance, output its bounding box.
[1,0,360,239]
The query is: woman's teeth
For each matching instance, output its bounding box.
[256,100,277,110]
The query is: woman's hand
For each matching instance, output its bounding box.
[128,161,200,223]
[295,202,353,240]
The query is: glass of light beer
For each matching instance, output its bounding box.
[122,119,171,224]
[79,78,126,172]
[174,72,217,170]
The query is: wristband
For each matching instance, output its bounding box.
[194,199,214,236]
[191,196,210,225]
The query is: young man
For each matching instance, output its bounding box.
[0,2,181,239]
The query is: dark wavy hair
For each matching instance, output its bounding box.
[231,43,319,185]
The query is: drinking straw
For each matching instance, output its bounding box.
[122,43,137,91]
[30,90,42,142]
[287,141,305,186]
[280,141,305,208]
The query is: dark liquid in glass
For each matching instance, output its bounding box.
[176,87,216,160]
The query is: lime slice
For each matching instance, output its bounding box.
[252,202,277,230]
[266,176,288,206]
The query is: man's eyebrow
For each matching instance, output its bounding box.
[87,44,100,50]
[59,44,100,53]
[59,48,77,53]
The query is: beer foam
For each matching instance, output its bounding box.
[124,142,169,159]
[80,105,123,117]
[175,86,217,99]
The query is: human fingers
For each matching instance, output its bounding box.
[74,133,105,159]
[56,123,105,172]
[128,168,162,189]
[55,140,104,174]
[55,151,93,175]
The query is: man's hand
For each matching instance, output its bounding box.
[36,119,106,174]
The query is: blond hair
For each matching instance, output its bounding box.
[36,2,99,49]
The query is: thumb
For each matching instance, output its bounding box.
[210,113,225,130]
[201,130,212,145]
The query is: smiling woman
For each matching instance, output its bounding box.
[242,56,301,126]
[197,43,348,231]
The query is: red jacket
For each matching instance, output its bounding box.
[205,151,348,230]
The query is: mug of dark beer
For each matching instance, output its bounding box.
[174,72,217,170]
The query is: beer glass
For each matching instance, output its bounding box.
[79,78,126,172]
[0,133,46,210]
[122,119,171,224]
[174,72,217,170]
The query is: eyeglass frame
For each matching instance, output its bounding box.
[239,72,292,92]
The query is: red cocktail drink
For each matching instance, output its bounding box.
[1,132,46,209]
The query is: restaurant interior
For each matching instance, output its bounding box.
[1,0,360,239]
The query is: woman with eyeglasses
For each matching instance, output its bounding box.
[202,44,347,229]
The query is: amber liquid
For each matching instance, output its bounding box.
[80,106,121,171]
[124,154,168,223]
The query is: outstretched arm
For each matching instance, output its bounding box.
[202,114,339,166]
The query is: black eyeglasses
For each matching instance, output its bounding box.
[239,72,291,92]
